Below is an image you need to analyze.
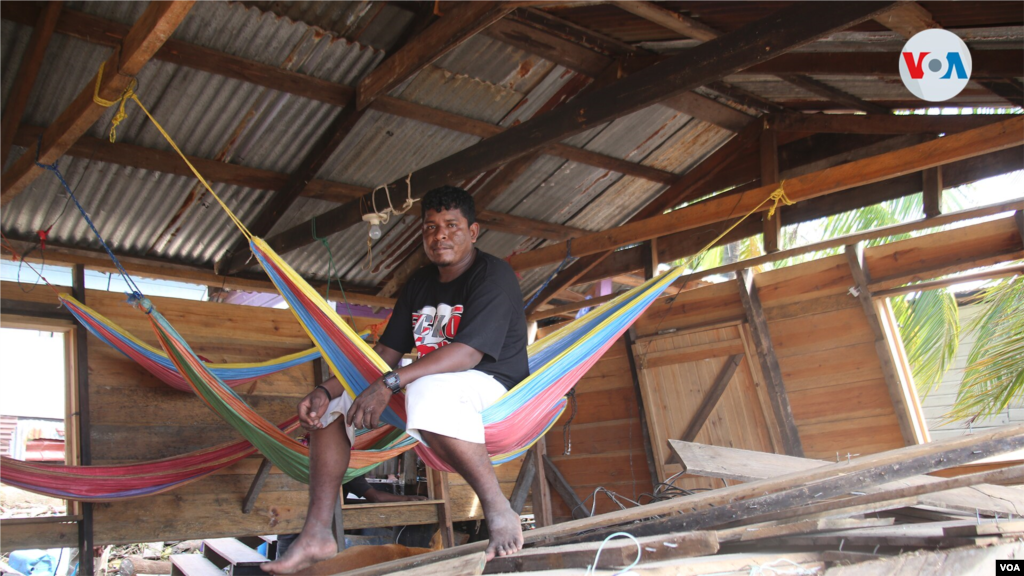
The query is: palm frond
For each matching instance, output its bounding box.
[948,276,1024,421]
[891,288,960,397]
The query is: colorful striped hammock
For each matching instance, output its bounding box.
[58,294,321,392]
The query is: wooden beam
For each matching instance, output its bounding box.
[325,425,1024,576]
[508,116,1024,271]
[542,455,588,519]
[241,458,274,514]
[874,263,1024,298]
[356,2,513,109]
[261,2,896,259]
[0,299,74,322]
[845,243,921,446]
[530,441,553,528]
[215,105,368,274]
[1017,210,1024,245]
[778,74,890,114]
[872,2,937,37]
[681,354,742,442]
[573,145,1024,287]
[12,126,580,248]
[625,328,661,488]
[531,200,1024,321]
[509,447,537,515]
[522,253,613,317]
[760,128,781,253]
[770,113,1003,135]
[12,125,365,201]
[551,425,1024,546]
[707,81,789,114]
[922,166,943,218]
[427,468,455,548]
[483,531,718,573]
[663,91,753,133]
[484,17,610,78]
[0,1,62,167]
[736,269,803,457]
[669,441,1024,520]
[1,1,195,206]
[624,118,763,222]
[642,237,659,279]
[0,6,677,191]
[1,237,397,308]
[71,264,94,576]
[612,1,718,42]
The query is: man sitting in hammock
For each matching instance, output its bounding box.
[263,186,530,574]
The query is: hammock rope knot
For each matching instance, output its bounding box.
[93,61,139,143]
[766,181,793,220]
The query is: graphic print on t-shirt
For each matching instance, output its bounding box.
[411,304,464,357]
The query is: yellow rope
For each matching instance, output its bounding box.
[689,181,792,259]
[92,64,252,241]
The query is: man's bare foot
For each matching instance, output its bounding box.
[484,502,524,561]
[261,529,336,575]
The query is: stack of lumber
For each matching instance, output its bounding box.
[337,425,1024,575]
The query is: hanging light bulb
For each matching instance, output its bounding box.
[362,213,383,241]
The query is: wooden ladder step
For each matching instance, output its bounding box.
[203,537,268,575]
[169,554,224,576]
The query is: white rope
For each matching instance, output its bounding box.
[586,532,641,576]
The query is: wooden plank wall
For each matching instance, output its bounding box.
[632,216,1023,475]
[632,323,778,484]
[0,283,378,545]
[544,338,653,523]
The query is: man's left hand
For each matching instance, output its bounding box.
[346,380,391,429]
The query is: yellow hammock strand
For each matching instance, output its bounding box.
[92,63,252,241]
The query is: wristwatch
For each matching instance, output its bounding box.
[382,371,401,394]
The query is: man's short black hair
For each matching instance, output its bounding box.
[421,186,475,225]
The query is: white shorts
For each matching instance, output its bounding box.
[319,393,356,446]
[405,370,507,446]
[318,370,506,446]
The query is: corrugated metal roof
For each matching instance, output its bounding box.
[2,0,742,295]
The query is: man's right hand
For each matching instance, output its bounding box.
[297,387,331,431]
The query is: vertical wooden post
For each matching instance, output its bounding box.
[844,243,921,446]
[529,441,553,527]
[1014,210,1023,244]
[922,166,943,218]
[642,238,660,279]
[427,468,455,547]
[401,450,419,496]
[509,446,537,514]
[624,328,660,487]
[72,264,94,576]
[760,127,781,253]
[736,269,803,457]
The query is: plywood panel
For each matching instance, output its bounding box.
[635,325,776,482]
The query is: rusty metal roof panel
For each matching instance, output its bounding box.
[1,20,33,107]
[435,33,557,94]
[234,1,414,52]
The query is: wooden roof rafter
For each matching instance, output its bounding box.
[247,2,899,274]
[509,116,1024,272]
[0,0,197,206]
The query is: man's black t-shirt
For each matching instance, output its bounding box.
[378,249,529,389]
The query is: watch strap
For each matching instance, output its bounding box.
[314,384,334,401]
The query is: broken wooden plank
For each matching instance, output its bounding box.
[669,441,1024,517]
[717,517,895,543]
[483,531,718,574]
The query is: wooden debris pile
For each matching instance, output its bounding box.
[339,424,1024,575]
